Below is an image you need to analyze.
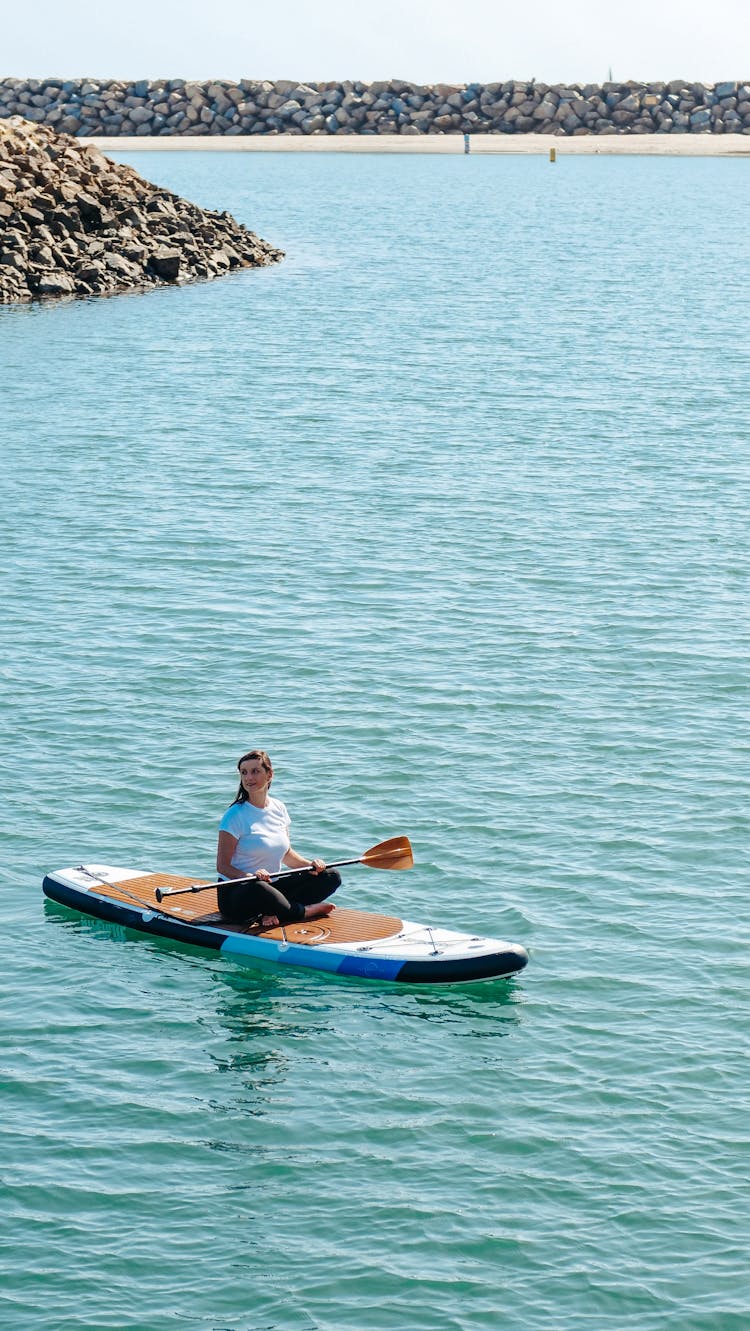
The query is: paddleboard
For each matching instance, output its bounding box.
[42,864,529,985]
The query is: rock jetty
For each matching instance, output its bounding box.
[0,117,282,303]
[1,77,750,138]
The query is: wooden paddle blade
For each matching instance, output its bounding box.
[360,836,414,871]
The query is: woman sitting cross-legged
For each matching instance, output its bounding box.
[216,748,340,929]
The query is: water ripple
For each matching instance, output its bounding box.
[2,151,749,1330]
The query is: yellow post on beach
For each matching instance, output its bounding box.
[550,147,556,162]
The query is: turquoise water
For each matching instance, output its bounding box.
[2,150,749,1329]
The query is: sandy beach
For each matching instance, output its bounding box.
[84,132,750,156]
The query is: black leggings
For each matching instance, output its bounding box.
[217,868,341,925]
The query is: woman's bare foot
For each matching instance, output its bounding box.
[260,914,280,929]
[303,902,335,921]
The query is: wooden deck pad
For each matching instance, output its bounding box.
[250,908,404,946]
[88,872,218,916]
[88,872,403,946]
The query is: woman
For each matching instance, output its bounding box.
[216,749,340,928]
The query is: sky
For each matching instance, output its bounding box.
[5,0,749,85]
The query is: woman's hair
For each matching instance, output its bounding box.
[233,749,274,803]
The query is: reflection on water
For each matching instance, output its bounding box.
[44,897,522,1027]
[42,896,524,1137]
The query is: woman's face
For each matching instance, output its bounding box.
[239,758,272,797]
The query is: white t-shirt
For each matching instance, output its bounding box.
[219,797,291,876]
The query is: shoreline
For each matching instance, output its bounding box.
[84,133,750,156]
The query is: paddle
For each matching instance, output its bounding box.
[153,835,414,903]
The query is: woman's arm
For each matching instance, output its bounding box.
[217,830,240,879]
[217,829,272,882]
[282,846,326,874]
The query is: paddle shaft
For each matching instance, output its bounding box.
[154,835,412,903]
[155,855,362,903]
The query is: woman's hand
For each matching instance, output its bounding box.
[310,859,326,875]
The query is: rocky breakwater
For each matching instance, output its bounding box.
[1,77,750,137]
[0,117,282,303]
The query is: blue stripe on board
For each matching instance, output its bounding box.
[336,954,405,981]
[219,933,346,973]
